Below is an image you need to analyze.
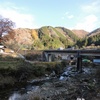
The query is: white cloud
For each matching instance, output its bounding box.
[0,2,37,29]
[62,12,74,20]
[74,15,98,32]
[75,0,100,32]
[67,15,74,19]
[81,0,100,13]
[65,12,69,15]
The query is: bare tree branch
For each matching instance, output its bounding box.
[0,15,15,43]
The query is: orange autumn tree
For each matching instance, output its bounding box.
[0,15,15,44]
[31,29,38,40]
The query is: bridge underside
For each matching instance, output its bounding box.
[42,50,100,72]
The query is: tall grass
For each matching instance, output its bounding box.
[0,55,65,88]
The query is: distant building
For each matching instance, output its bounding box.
[57,47,64,50]
[0,45,14,53]
[0,45,4,49]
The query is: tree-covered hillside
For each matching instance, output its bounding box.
[3,26,100,50]
[76,30,100,48]
[3,26,81,50]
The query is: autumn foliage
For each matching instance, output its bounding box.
[0,15,15,43]
[31,29,38,40]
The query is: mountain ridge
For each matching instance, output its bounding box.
[87,28,100,37]
[72,29,89,38]
[3,26,99,50]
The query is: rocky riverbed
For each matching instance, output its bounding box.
[8,65,100,100]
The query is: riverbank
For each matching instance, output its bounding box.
[0,55,66,99]
[0,56,65,85]
[8,65,100,100]
[0,54,100,100]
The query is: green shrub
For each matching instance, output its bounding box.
[25,53,41,61]
[32,66,46,77]
[0,55,66,88]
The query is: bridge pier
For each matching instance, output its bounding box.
[77,51,82,72]
[42,52,46,61]
[42,52,53,62]
[48,54,52,62]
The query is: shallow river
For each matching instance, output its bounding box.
[0,65,97,100]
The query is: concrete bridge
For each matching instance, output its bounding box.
[42,49,100,72]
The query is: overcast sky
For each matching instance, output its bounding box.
[0,0,100,32]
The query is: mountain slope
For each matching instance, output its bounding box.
[56,27,79,42]
[75,28,100,47]
[88,28,100,37]
[37,26,70,49]
[72,29,89,38]
[3,26,88,50]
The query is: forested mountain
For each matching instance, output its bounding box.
[3,26,82,50]
[3,26,100,50]
[4,26,100,50]
[87,28,100,37]
[76,28,100,48]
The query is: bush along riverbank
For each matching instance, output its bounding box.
[0,55,66,90]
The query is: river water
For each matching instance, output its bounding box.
[0,82,43,100]
[0,65,98,100]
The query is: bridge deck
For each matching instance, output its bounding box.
[43,49,100,56]
[43,49,100,72]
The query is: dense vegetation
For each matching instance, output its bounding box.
[36,26,75,49]
[2,25,100,50]
[76,33,100,48]
[0,55,66,89]
[3,26,80,50]
[59,27,79,42]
